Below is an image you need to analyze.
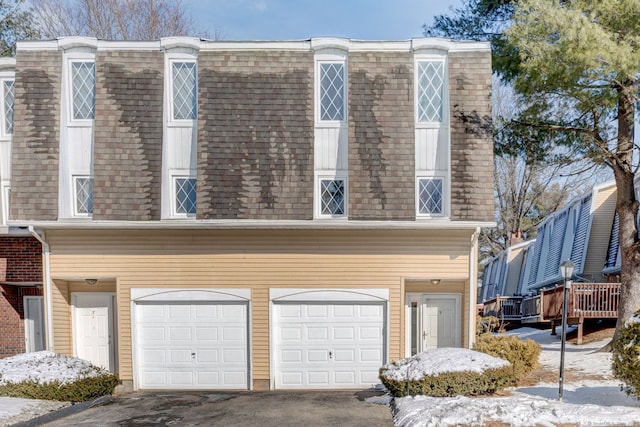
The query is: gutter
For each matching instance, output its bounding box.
[468,227,481,348]
[29,226,53,351]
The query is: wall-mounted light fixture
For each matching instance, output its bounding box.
[85,278,98,286]
[430,279,441,286]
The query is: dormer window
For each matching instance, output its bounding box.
[3,80,13,135]
[319,62,345,122]
[171,61,197,121]
[71,61,95,120]
[417,60,444,124]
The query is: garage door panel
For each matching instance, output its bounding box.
[274,302,385,389]
[136,302,249,390]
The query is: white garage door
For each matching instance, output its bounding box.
[274,302,385,389]
[135,301,249,390]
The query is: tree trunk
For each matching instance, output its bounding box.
[611,85,640,346]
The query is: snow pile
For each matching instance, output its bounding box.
[393,393,640,427]
[0,351,110,385]
[381,347,509,381]
[392,328,640,427]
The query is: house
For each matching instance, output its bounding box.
[0,58,45,359]
[8,36,493,391]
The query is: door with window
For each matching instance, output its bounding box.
[407,294,461,356]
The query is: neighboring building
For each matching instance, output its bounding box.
[479,180,618,322]
[0,58,45,359]
[480,239,534,301]
[9,37,493,391]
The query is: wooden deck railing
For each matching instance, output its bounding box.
[521,294,541,319]
[483,296,523,320]
[542,282,621,320]
[541,282,621,344]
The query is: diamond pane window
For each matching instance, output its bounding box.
[175,177,196,215]
[72,62,95,120]
[75,177,93,215]
[3,80,13,134]
[418,178,443,215]
[417,61,444,123]
[320,179,345,216]
[173,62,197,120]
[320,63,345,121]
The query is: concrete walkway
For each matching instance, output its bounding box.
[35,390,394,427]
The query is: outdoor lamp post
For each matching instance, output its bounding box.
[558,259,575,400]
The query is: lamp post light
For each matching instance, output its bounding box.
[558,259,575,401]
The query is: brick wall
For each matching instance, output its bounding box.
[0,236,42,282]
[93,51,164,220]
[0,285,42,358]
[197,50,314,219]
[448,50,494,222]
[10,50,62,221]
[348,51,415,220]
[0,235,42,359]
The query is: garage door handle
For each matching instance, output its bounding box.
[329,351,333,359]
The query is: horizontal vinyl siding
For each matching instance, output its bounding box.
[47,228,472,383]
[50,280,71,355]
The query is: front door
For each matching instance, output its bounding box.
[24,296,45,352]
[73,293,116,371]
[407,293,461,355]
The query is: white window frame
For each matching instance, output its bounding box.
[1,182,9,226]
[0,78,14,138]
[416,175,447,218]
[166,57,197,127]
[170,170,196,218]
[315,55,347,127]
[72,175,93,217]
[65,54,96,127]
[315,174,348,219]
[414,56,447,128]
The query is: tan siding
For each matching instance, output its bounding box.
[584,185,617,279]
[46,228,473,384]
[251,287,270,381]
[51,280,71,355]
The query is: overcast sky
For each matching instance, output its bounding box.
[188,0,462,41]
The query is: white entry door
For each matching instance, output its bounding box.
[73,293,116,371]
[273,302,385,389]
[421,296,460,350]
[24,296,45,352]
[406,293,461,356]
[135,302,249,390]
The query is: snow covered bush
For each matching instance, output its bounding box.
[473,335,541,381]
[612,311,640,398]
[379,347,516,397]
[0,351,118,402]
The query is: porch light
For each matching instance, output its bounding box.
[85,278,98,286]
[558,259,575,401]
[430,279,441,286]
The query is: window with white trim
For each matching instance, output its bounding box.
[74,176,93,216]
[319,62,345,122]
[320,178,345,216]
[417,177,443,215]
[173,176,196,216]
[71,61,95,120]
[172,61,197,121]
[3,80,13,135]
[416,60,444,123]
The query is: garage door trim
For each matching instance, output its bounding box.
[131,288,251,391]
[270,288,388,390]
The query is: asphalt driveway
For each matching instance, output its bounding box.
[31,390,393,427]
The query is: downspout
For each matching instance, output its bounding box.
[468,227,480,348]
[29,226,53,351]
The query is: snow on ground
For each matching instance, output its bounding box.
[0,351,110,385]
[381,347,509,381]
[0,351,107,426]
[392,327,640,427]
